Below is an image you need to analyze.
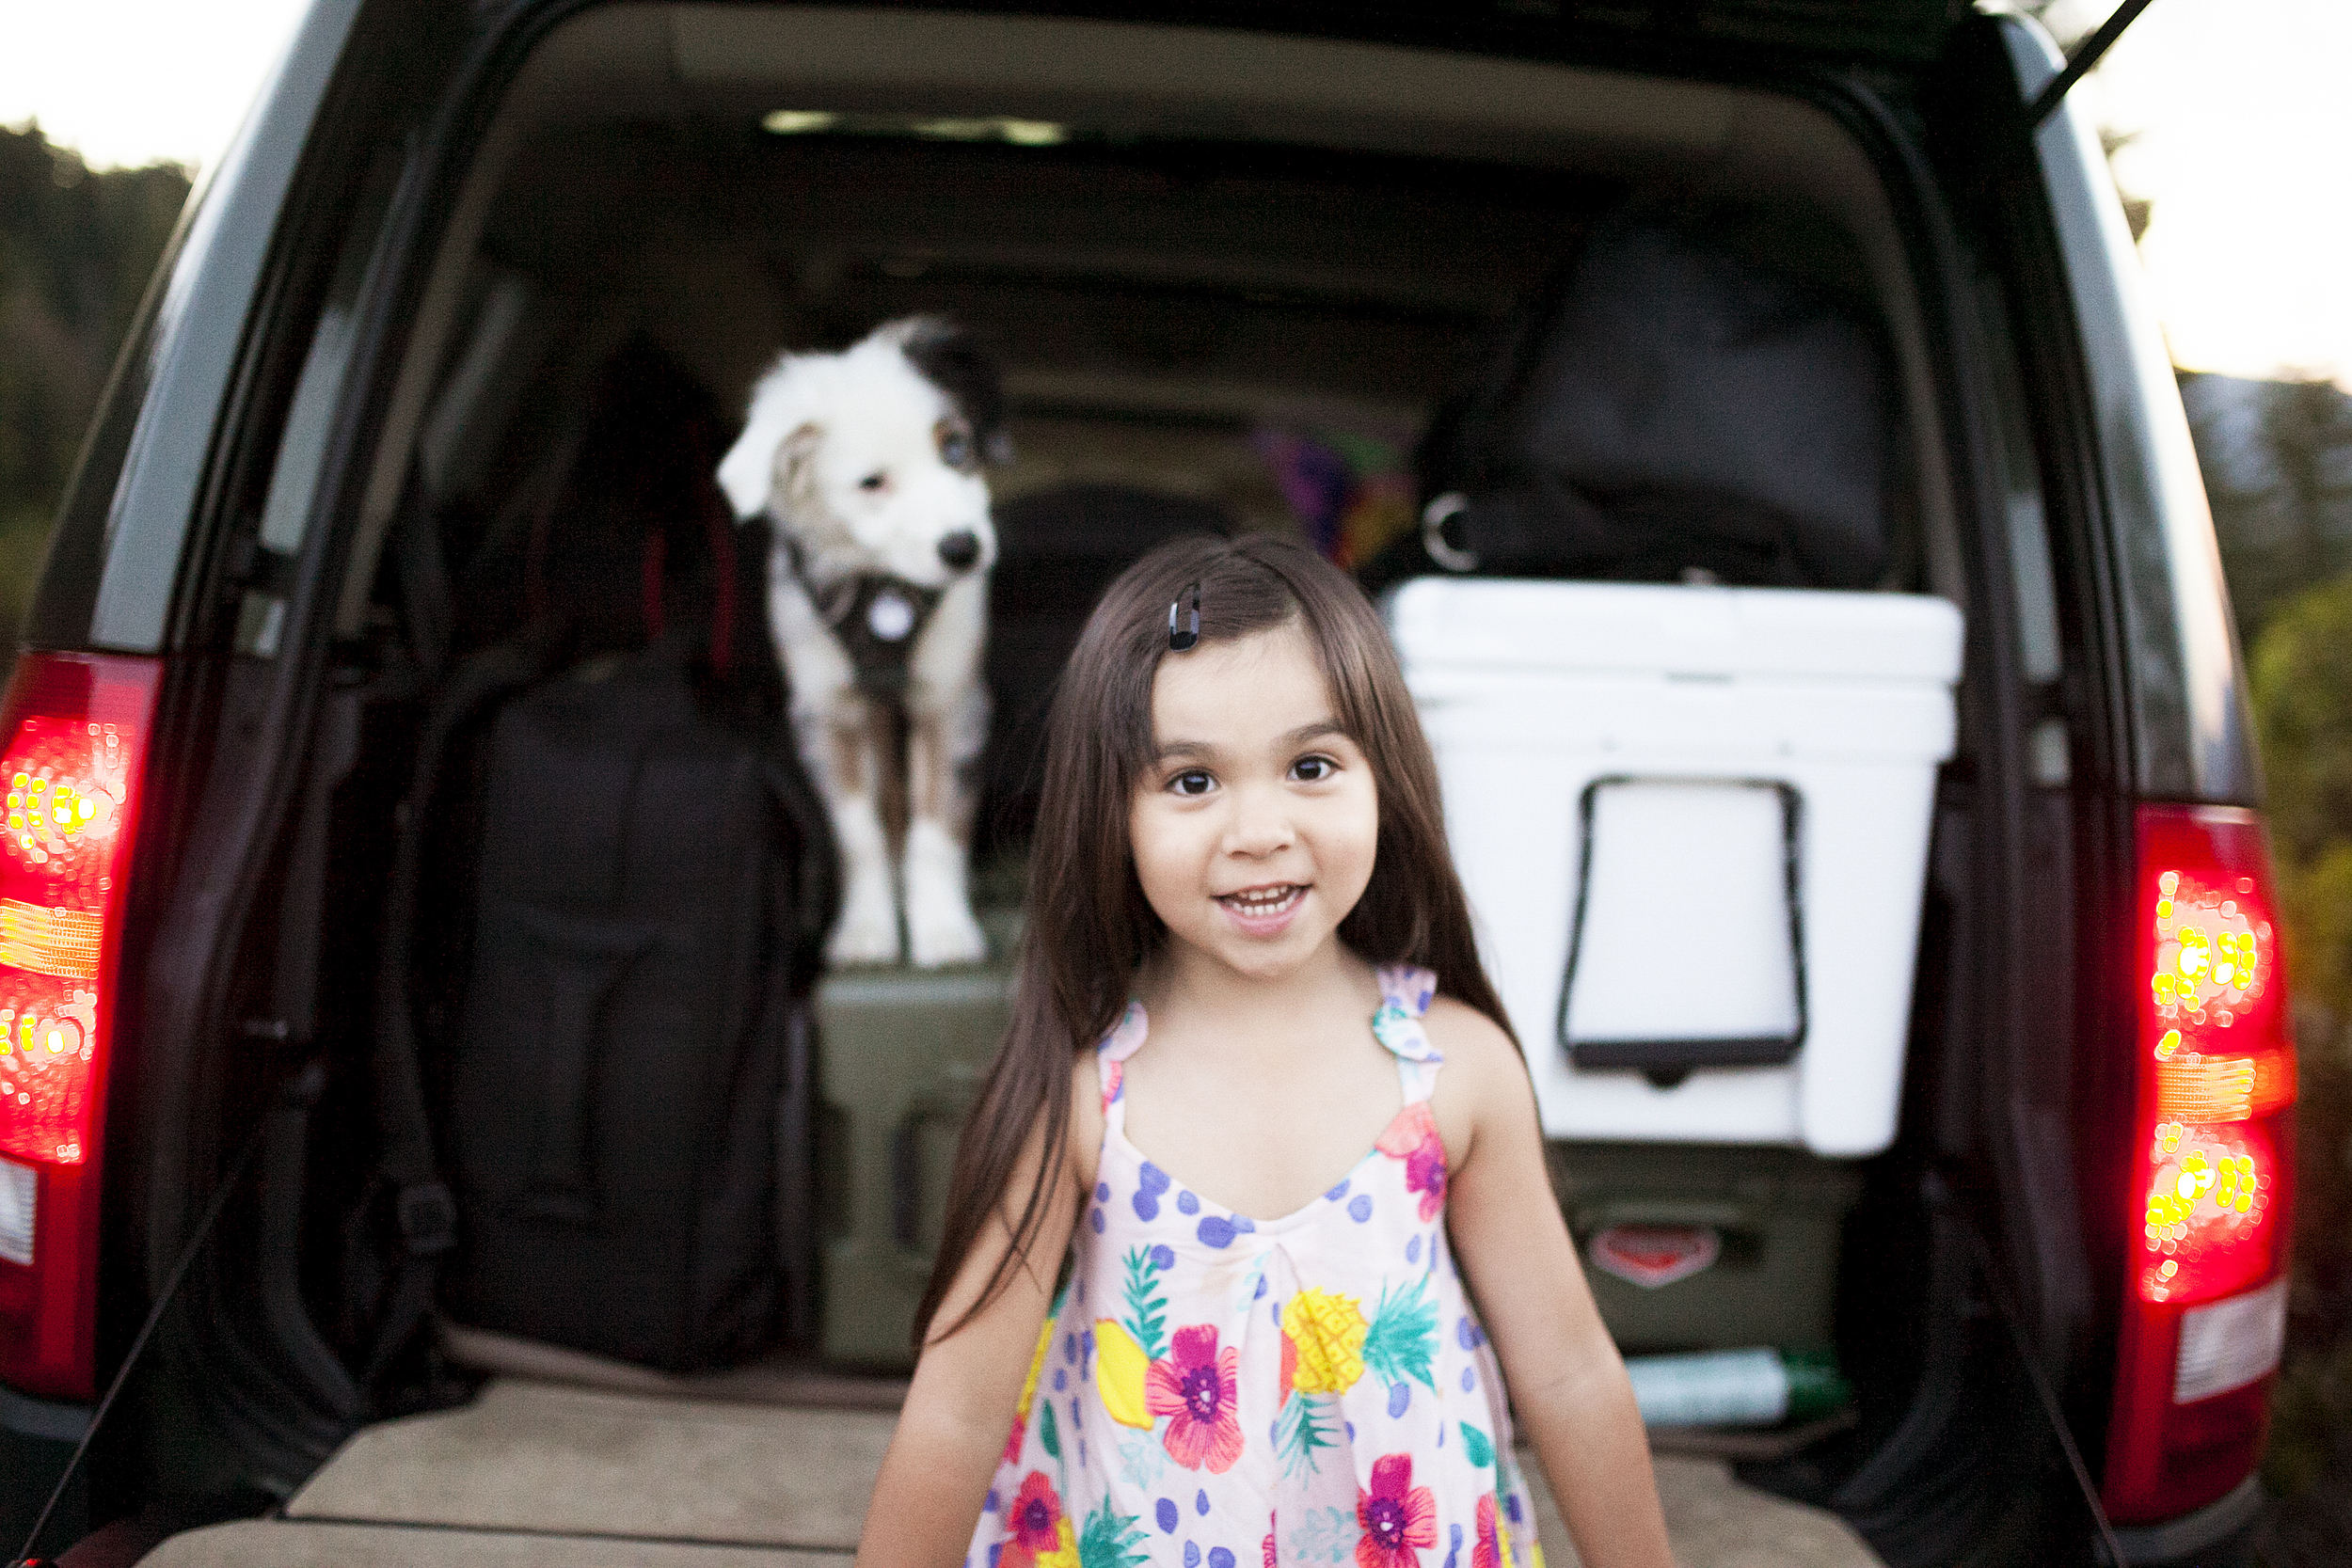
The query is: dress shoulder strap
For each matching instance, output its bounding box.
[1372,964,1443,1104]
[1095,1000,1149,1122]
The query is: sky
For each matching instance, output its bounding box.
[0,0,2344,388]
[2046,0,2352,388]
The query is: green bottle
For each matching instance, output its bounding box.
[1624,1347,1852,1428]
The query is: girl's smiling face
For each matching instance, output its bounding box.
[1129,619,1379,984]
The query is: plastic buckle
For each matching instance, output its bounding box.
[394,1181,456,1257]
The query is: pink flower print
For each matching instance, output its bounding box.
[1099,1002,1145,1111]
[1263,1513,1279,1568]
[1375,1101,1447,1223]
[1004,1314,1055,1463]
[1146,1323,1244,1473]
[1472,1494,1502,1568]
[1356,1453,1438,1568]
[1003,1471,1077,1568]
[1000,1410,1026,1465]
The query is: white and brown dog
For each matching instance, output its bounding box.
[718,318,1007,967]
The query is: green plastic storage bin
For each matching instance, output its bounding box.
[815,911,1018,1370]
[1546,1141,1863,1354]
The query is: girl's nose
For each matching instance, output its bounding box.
[1222,783,1295,858]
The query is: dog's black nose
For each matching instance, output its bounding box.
[937,530,981,571]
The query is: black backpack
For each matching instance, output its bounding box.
[359,348,837,1380]
[1364,215,1905,595]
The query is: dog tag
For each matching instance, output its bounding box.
[867,589,917,642]
[1589,1224,1721,1290]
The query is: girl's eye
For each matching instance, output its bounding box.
[1169,769,1215,798]
[1291,755,1338,783]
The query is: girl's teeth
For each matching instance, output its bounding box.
[1225,886,1299,911]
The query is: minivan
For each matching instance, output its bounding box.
[0,5,2294,1565]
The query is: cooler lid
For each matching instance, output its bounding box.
[1385,578,1963,684]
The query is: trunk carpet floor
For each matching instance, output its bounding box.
[140,1522,847,1567]
[1528,1455,1884,1568]
[142,1379,1883,1566]
[282,1383,890,1548]
[437,1324,910,1411]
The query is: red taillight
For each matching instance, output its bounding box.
[0,653,160,1402]
[2104,804,2296,1523]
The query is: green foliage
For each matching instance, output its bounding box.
[1360,1274,1438,1393]
[0,510,52,648]
[2189,374,2352,645]
[1078,1502,1150,1568]
[2280,846,2352,1028]
[2261,1335,2352,1552]
[0,124,190,669]
[1457,1421,1494,1468]
[1275,1388,1338,1479]
[2250,575,2352,1020]
[1038,1395,1060,1461]
[2250,574,2352,1540]
[1120,1245,1168,1361]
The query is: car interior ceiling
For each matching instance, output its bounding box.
[267,0,1981,1492]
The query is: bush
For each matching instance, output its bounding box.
[0,125,191,677]
[2252,575,2352,1022]
[2250,576,2352,1560]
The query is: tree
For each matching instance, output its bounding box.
[2184,375,2352,641]
[2249,573,2352,1560]
[2251,575,2352,1021]
[0,123,192,665]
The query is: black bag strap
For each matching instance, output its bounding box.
[755,720,841,985]
[361,629,562,1380]
[1426,476,1811,586]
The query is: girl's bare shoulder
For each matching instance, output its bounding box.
[1066,1044,1107,1193]
[1422,993,1521,1077]
[1422,995,1535,1158]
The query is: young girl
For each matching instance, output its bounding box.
[858,535,1673,1568]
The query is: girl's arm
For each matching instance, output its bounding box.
[855,1062,1094,1568]
[1430,1001,1677,1568]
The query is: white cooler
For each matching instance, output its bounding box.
[1387,578,1963,1157]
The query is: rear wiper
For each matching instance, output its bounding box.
[2025,0,2159,132]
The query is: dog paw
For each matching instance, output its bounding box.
[908,905,988,969]
[827,887,903,966]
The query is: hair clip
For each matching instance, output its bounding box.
[1168,583,1201,652]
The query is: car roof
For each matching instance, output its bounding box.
[1066,0,1971,67]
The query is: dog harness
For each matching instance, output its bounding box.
[783,536,948,699]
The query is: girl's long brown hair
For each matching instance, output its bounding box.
[914,535,1515,1347]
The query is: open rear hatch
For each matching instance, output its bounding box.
[108,5,2033,1563]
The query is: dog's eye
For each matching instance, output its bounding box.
[939,430,973,469]
[858,471,888,493]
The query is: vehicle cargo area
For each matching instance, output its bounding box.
[151,8,2035,1565]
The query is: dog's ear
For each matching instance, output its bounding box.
[898,318,1012,467]
[775,421,825,506]
[719,363,814,520]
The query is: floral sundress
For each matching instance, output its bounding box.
[966,966,1546,1568]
